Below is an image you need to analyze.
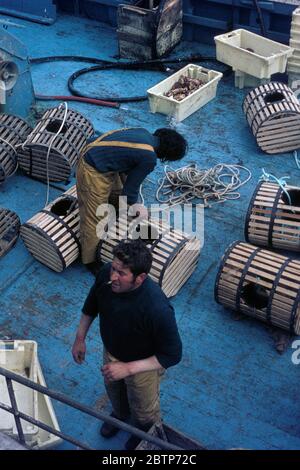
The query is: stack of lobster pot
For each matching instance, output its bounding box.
[215,241,300,335]
[243,82,300,154]
[20,186,80,272]
[0,114,32,184]
[17,105,94,182]
[245,181,300,252]
[0,208,20,258]
[97,215,201,298]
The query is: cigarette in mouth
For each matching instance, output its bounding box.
[106,281,112,285]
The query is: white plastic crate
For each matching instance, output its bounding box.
[147,64,223,122]
[33,359,62,449]
[234,70,270,89]
[288,7,300,73]
[0,340,39,441]
[0,340,61,449]
[215,29,293,78]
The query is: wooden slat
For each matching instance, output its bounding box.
[215,241,300,333]
[98,217,201,298]
[246,181,300,252]
[20,186,80,271]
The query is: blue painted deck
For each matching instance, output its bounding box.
[0,12,300,450]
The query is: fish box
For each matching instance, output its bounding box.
[215,29,293,78]
[33,359,62,449]
[135,422,205,450]
[147,64,222,122]
[0,340,39,442]
[0,341,61,449]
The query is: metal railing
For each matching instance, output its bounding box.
[0,365,182,450]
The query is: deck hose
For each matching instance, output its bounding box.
[30,55,231,105]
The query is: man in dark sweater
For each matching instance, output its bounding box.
[76,127,187,273]
[72,239,182,450]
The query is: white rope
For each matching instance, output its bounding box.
[259,168,292,206]
[155,163,252,207]
[0,135,17,155]
[294,150,300,170]
[0,135,18,179]
[139,184,144,206]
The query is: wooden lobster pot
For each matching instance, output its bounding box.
[117,0,183,60]
[97,215,201,297]
[245,181,300,252]
[0,208,20,258]
[215,241,300,334]
[17,106,94,182]
[243,82,300,154]
[20,186,80,272]
[0,114,32,183]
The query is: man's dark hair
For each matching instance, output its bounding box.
[112,239,152,277]
[154,128,188,162]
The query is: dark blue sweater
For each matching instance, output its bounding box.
[82,264,182,369]
[84,128,159,205]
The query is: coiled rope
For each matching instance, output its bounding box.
[155,163,252,207]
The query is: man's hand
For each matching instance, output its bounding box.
[72,338,86,364]
[101,361,131,382]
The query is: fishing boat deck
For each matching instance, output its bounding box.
[0,11,299,450]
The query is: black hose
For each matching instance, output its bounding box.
[30,54,231,104]
[67,56,228,103]
[30,55,111,65]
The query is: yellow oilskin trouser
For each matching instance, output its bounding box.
[76,130,154,264]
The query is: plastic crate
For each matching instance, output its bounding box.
[234,70,270,89]
[33,359,62,449]
[288,7,300,77]
[0,340,39,442]
[147,64,223,122]
[215,29,294,78]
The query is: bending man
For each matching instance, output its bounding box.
[76,127,187,273]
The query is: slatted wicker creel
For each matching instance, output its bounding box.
[0,114,32,183]
[17,106,94,182]
[243,82,300,154]
[97,215,201,298]
[20,186,80,272]
[0,208,20,258]
[215,241,300,334]
[245,181,300,252]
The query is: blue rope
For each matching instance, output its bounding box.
[259,168,292,206]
